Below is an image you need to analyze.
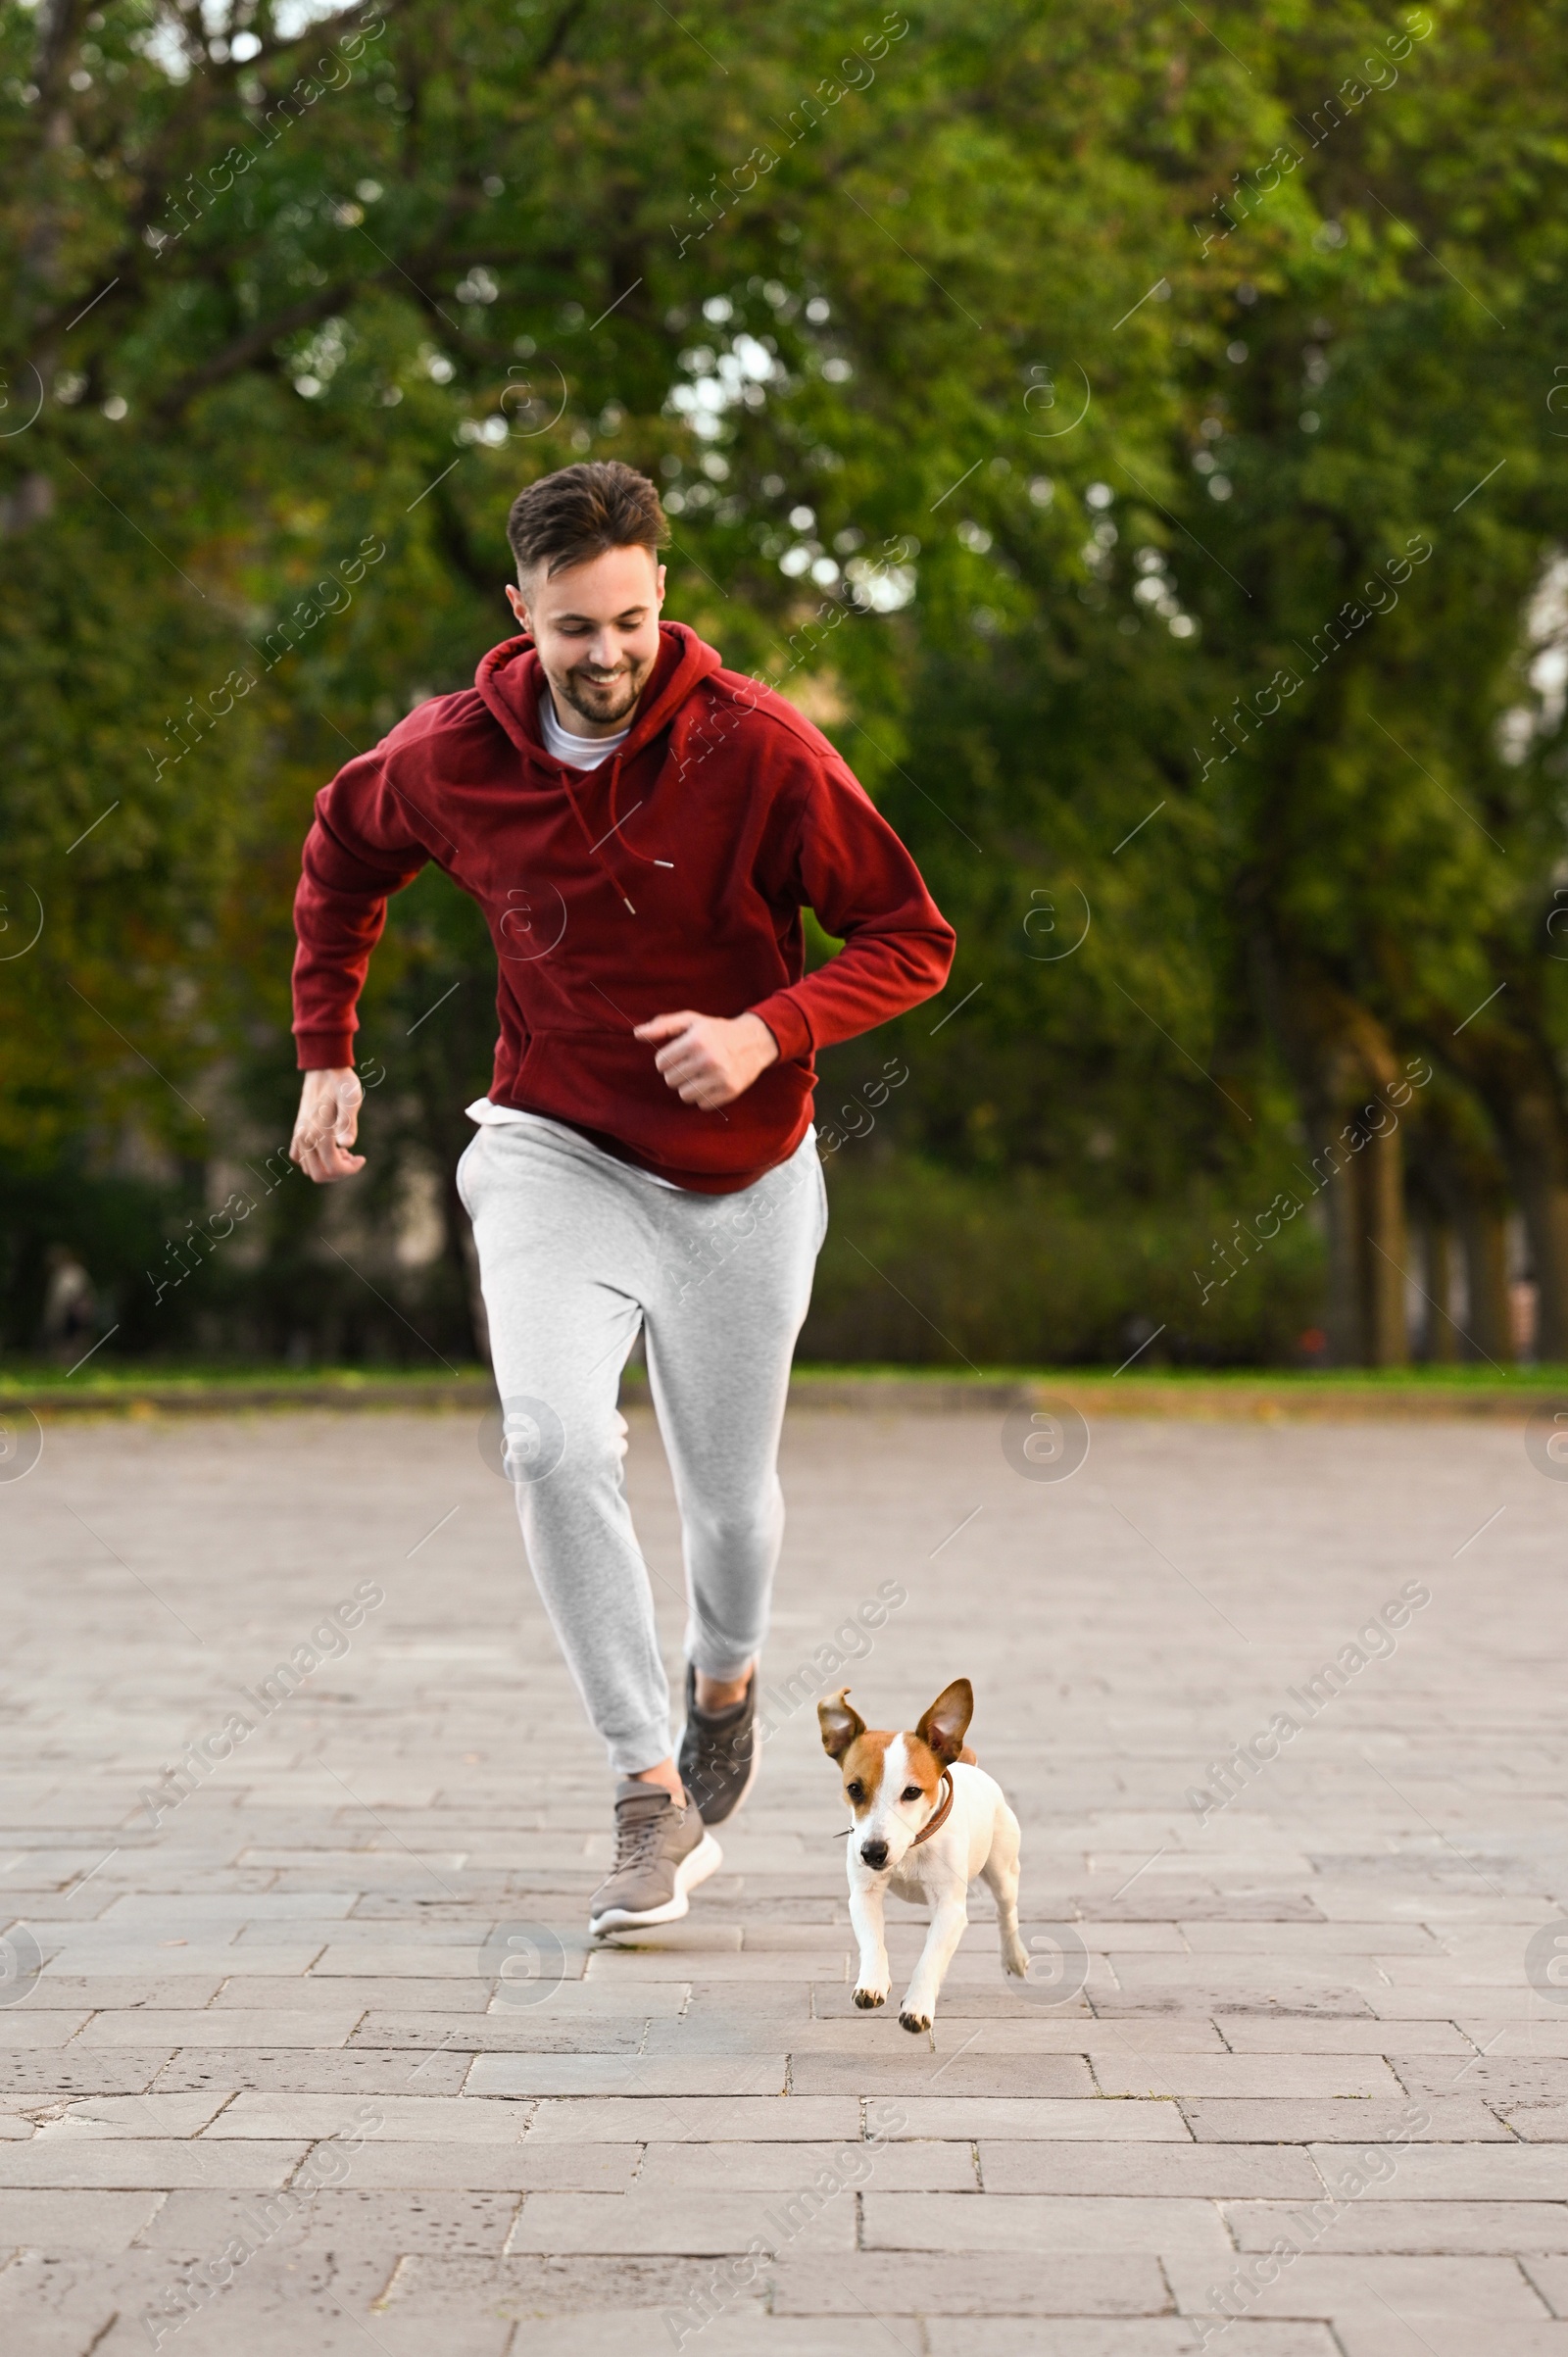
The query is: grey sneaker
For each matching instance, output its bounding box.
[677,1663,760,1826]
[588,1780,722,1939]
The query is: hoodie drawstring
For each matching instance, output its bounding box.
[555,752,637,916]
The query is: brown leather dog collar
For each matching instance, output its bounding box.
[908,1768,955,1848]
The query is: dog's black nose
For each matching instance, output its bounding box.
[859,1839,889,1870]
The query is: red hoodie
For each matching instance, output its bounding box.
[292,621,956,1194]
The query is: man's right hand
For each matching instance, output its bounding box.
[291,1068,367,1184]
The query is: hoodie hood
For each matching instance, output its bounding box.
[474,618,725,768]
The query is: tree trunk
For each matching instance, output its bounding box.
[1322,1153,1364,1365]
[1293,989,1411,1369]
[1439,1005,1568,1366]
[453,1185,491,1368]
[1317,1116,1408,1365]
[1360,1118,1408,1363]
[1456,1198,1512,1363]
[1423,1222,1458,1361]
[1410,1071,1515,1367]
[1506,1094,1568,1362]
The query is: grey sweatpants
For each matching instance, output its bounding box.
[457,1115,828,1773]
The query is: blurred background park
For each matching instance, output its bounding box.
[3,0,1567,1377]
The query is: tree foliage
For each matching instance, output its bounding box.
[4,0,1568,1367]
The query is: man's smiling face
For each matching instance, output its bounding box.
[506,543,665,736]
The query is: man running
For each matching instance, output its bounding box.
[289,461,954,1936]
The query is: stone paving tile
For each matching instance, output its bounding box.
[0,1976,229,2010]
[639,2018,810,2057]
[978,2141,1323,2196]
[205,2091,529,2140]
[237,1919,491,1949]
[1305,2139,1568,2196]
[306,1943,511,1978]
[0,2187,165,2248]
[1090,1960,1384,2004]
[1162,2250,1551,2318]
[0,2266,122,2357]
[638,2136,978,2190]
[356,1993,688,2037]
[1212,2015,1474,2052]
[380,2306,1337,2356]
[103,1891,362,1923]
[939,2329,1340,2357]
[153,2045,476,2094]
[328,2139,637,2188]
[785,2052,1098,2096]
[1093,1985,1380,2017]
[1412,2059,1568,2101]
[42,1940,329,1977]
[1332,2323,1568,2357]
[216,1977,498,2011]
[889,2097,1193,2140]
[1365,1993,1545,2024]
[815,1977,1098,2019]
[348,2013,655,2054]
[39,2091,231,2136]
[506,2187,857,2253]
[89,2262,517,2357]
[0,2051,174,2097]
[585,1949,845,1982]
[1179,2096,1513,2140]
[1457,2025,1568,2054]
[0,2137,309,2186]
[1090,2054,1403,2097]
[1506,2106,1568,2139]
[1526,2255,1568,2314]
[1227,2194,1568,2251]
[466,2054,790,2096]
[0,2011,94,2047]
[923,2015,1224,2049]
[860,2189,1234,2254]
[370,2252,822,2325]
[520,2095,861,2141]
[139,2186,522,2254]
[682,1982,814,2020]
[76,2006,368,2046]
[767,2251,1172,2313]
[1177,1921,1443,1951]
[240,1850,471,1876]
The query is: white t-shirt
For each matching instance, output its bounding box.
[538,690,630,772]
[466,694,678,1181]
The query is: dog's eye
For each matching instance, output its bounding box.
[846,1781,863,1801]
[902,1786,922,1802]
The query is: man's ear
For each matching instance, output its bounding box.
[818,1687,865,1760]
[915,1678,973,1766]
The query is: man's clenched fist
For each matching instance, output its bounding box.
[291,1067,367,1183]
[634,1011,780,1109]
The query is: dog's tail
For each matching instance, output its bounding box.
[956,1743,978,1765]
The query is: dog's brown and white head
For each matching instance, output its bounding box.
[818,1680,974,1874]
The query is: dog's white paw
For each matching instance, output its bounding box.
[899,2007,932,2035]
[1002,1940,1030,1979]
[854,1986,889,2010]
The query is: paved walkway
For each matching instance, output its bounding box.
[1,1403,1565,2354]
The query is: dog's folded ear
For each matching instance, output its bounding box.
[915,1677,974,1765]
[818,1687,866,1759]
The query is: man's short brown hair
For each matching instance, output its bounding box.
[507,462,669,581]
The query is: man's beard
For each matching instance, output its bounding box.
[556,656,651,729]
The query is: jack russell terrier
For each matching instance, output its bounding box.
[818,1677,1028,2032]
